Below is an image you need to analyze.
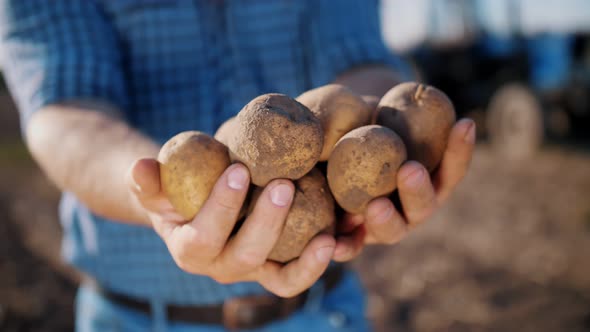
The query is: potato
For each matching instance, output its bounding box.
[327,125,406,214]
[158,131,230,220]
[214,116,237,146]
[228,93,323,186]
[249,169,335,263]
[361,95,381,124]
[297,84,372,161]
[376,82,456,172]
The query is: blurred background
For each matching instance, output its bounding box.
[1,0,590,331]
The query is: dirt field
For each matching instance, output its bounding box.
[355,145,590,332]
[1,95,590,331]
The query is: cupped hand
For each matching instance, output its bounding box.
[333,118,476,262]
[125,161,335,297]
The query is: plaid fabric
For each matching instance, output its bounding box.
[0,0,407,305]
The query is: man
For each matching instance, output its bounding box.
[0,1,475,331]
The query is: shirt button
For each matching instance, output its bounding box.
[328,311,347,328]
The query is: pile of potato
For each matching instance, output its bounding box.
[158,82,456,263]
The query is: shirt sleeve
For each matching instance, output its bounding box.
[305,0,413,87]
[0,0,129,127]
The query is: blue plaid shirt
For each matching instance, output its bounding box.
[1,0,407,305]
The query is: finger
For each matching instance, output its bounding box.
[338,213,365,233]
[364,197,408,244]
[126,158,161,197]
[255,234,335,298]
[397,161,437,227]
[434,118,476,203]
[216,180,294,275]
[333,226,366,262]
[150,212,183,247]
[124,159,181,243]
[173,163,250,258]
[126,158,178,218]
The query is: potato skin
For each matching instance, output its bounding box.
[297,84,371,161]
[249,169,335,263]
[158,131,230,220]
[214,116,237,146]
[229,93,323,186]
[361,95,381,124]
[327,125,407,214]
[376,82,456,172]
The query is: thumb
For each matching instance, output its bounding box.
[126,158,162,198]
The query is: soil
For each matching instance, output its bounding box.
[354,145,590,332]
[1,91,590,331]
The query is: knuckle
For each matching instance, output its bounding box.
[171,235,210,273]
[234,250,265,269]
[171,239,190,261]
[211,194,241,215]
[173,245,194,269]
[177,262,194,274]
[184,227,217,250]
[172,252,195,274]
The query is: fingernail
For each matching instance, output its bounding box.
[270,184,293,207]
[367,199,393,224]
[463,121,476,144]
[227,167,248,190]
[316,246,334,262]
[404,167,425,187]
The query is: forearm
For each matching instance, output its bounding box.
[334,64,404,99]
[26,102,159,226]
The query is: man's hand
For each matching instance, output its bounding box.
[332,118,476,262]
[126,160,335,297]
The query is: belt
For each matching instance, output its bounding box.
[86,265,343,330]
